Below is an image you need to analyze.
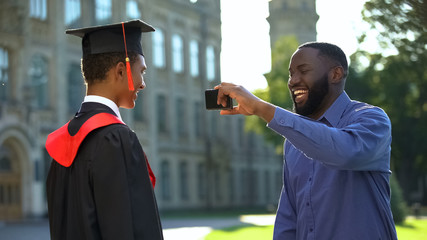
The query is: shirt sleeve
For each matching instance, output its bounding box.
[267,106,391,171]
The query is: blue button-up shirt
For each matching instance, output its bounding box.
[268,92,397,240]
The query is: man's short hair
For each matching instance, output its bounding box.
[81,52,139,85]
[299,42,348,79]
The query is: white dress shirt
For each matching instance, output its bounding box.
[83,95,123,121]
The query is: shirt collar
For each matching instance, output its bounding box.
[83,95,123,121]
[318,91,350,127]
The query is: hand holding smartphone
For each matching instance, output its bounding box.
[205,89,233,110]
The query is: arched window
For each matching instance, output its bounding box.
[0,146,11,172]
[206,45,215,81]
[65,0,81,26]
[126,0,140,19]
[30,0,47,20]
[0,47,9,101]
[28,54,48,109]
[172,34,184,73]
[189,40,199,77]
[152,29,166,68]
[95,0,112,24]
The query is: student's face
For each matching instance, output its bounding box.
[288,47,331,118]
[119,55,147,109]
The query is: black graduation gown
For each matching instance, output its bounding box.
[46,102,163,240]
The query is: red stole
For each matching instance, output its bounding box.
[45,113,156,188]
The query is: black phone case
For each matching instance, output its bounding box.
[205,89,233,110]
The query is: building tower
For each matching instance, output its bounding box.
[267,0,319,47]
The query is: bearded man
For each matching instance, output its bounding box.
[215,42,397,240]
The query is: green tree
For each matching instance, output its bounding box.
[246,36,299,153]
[347,0,427,204]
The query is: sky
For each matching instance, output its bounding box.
[220,0,376,91]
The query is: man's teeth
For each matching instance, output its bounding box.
[294,90,308,95]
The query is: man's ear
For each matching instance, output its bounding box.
[114,61,127,81]
[329,66,345,84]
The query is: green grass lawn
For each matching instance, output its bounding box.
[205,218,427,240]
[205,225,273,240]
[396,217,427,239]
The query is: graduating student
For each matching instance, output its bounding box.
[45,20,163,240]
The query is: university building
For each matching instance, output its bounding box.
[0,0,317,220]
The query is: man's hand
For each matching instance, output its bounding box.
[214,82,276,123]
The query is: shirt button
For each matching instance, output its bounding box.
[280,119,285,124]
[306,202,310,206]
[310,228,313,232]
[308,177,312,182]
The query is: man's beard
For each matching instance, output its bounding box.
[293,73,329,117]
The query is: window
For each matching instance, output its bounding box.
[134,93,144,121]
[0,146,12,172]
[214,168,221,200]
[126,0,140,19]
[0,48,9,101]
[68,63,85,114]
[157,94,168,133]
[95,0,111,24]
[197,163,206,200]
[265,170,270,202]
[189,40,199,77]
[252,171,258,202]
[152,29,165,68]
[65,0,81,26]
[43,149,51,182]
[206,45,215,81]
[172,34,184,73]
[179,161,189,200]
[160,160,171,200]
[229,169,235,203]
[194,102,202,137]
[240,168,246,201]
[210,113,217,139]
[29,54,48,108]
[238,117,244,144]
[30,0,47,20]
[176,98,186,137]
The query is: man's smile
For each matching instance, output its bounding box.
[293,89,309,104]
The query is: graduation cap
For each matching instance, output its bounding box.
[66,19,155,91]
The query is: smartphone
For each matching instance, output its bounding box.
[205,89,233,110]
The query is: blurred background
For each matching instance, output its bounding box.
[0,0,426,239]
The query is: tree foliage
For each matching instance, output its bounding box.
[347,0,427,204]
[246,36,299,153]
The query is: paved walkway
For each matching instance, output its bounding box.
[0,215,276,240]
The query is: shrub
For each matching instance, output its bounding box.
[390,173,408,224]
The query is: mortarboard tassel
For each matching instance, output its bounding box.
[122,22,135,91]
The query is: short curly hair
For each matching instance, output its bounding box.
[298,42,348,79]
[81,52,139,85]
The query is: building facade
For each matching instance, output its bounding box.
[0,0,284,220]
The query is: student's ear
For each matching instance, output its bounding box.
[329,66,345,84]
[114,61,127,82]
